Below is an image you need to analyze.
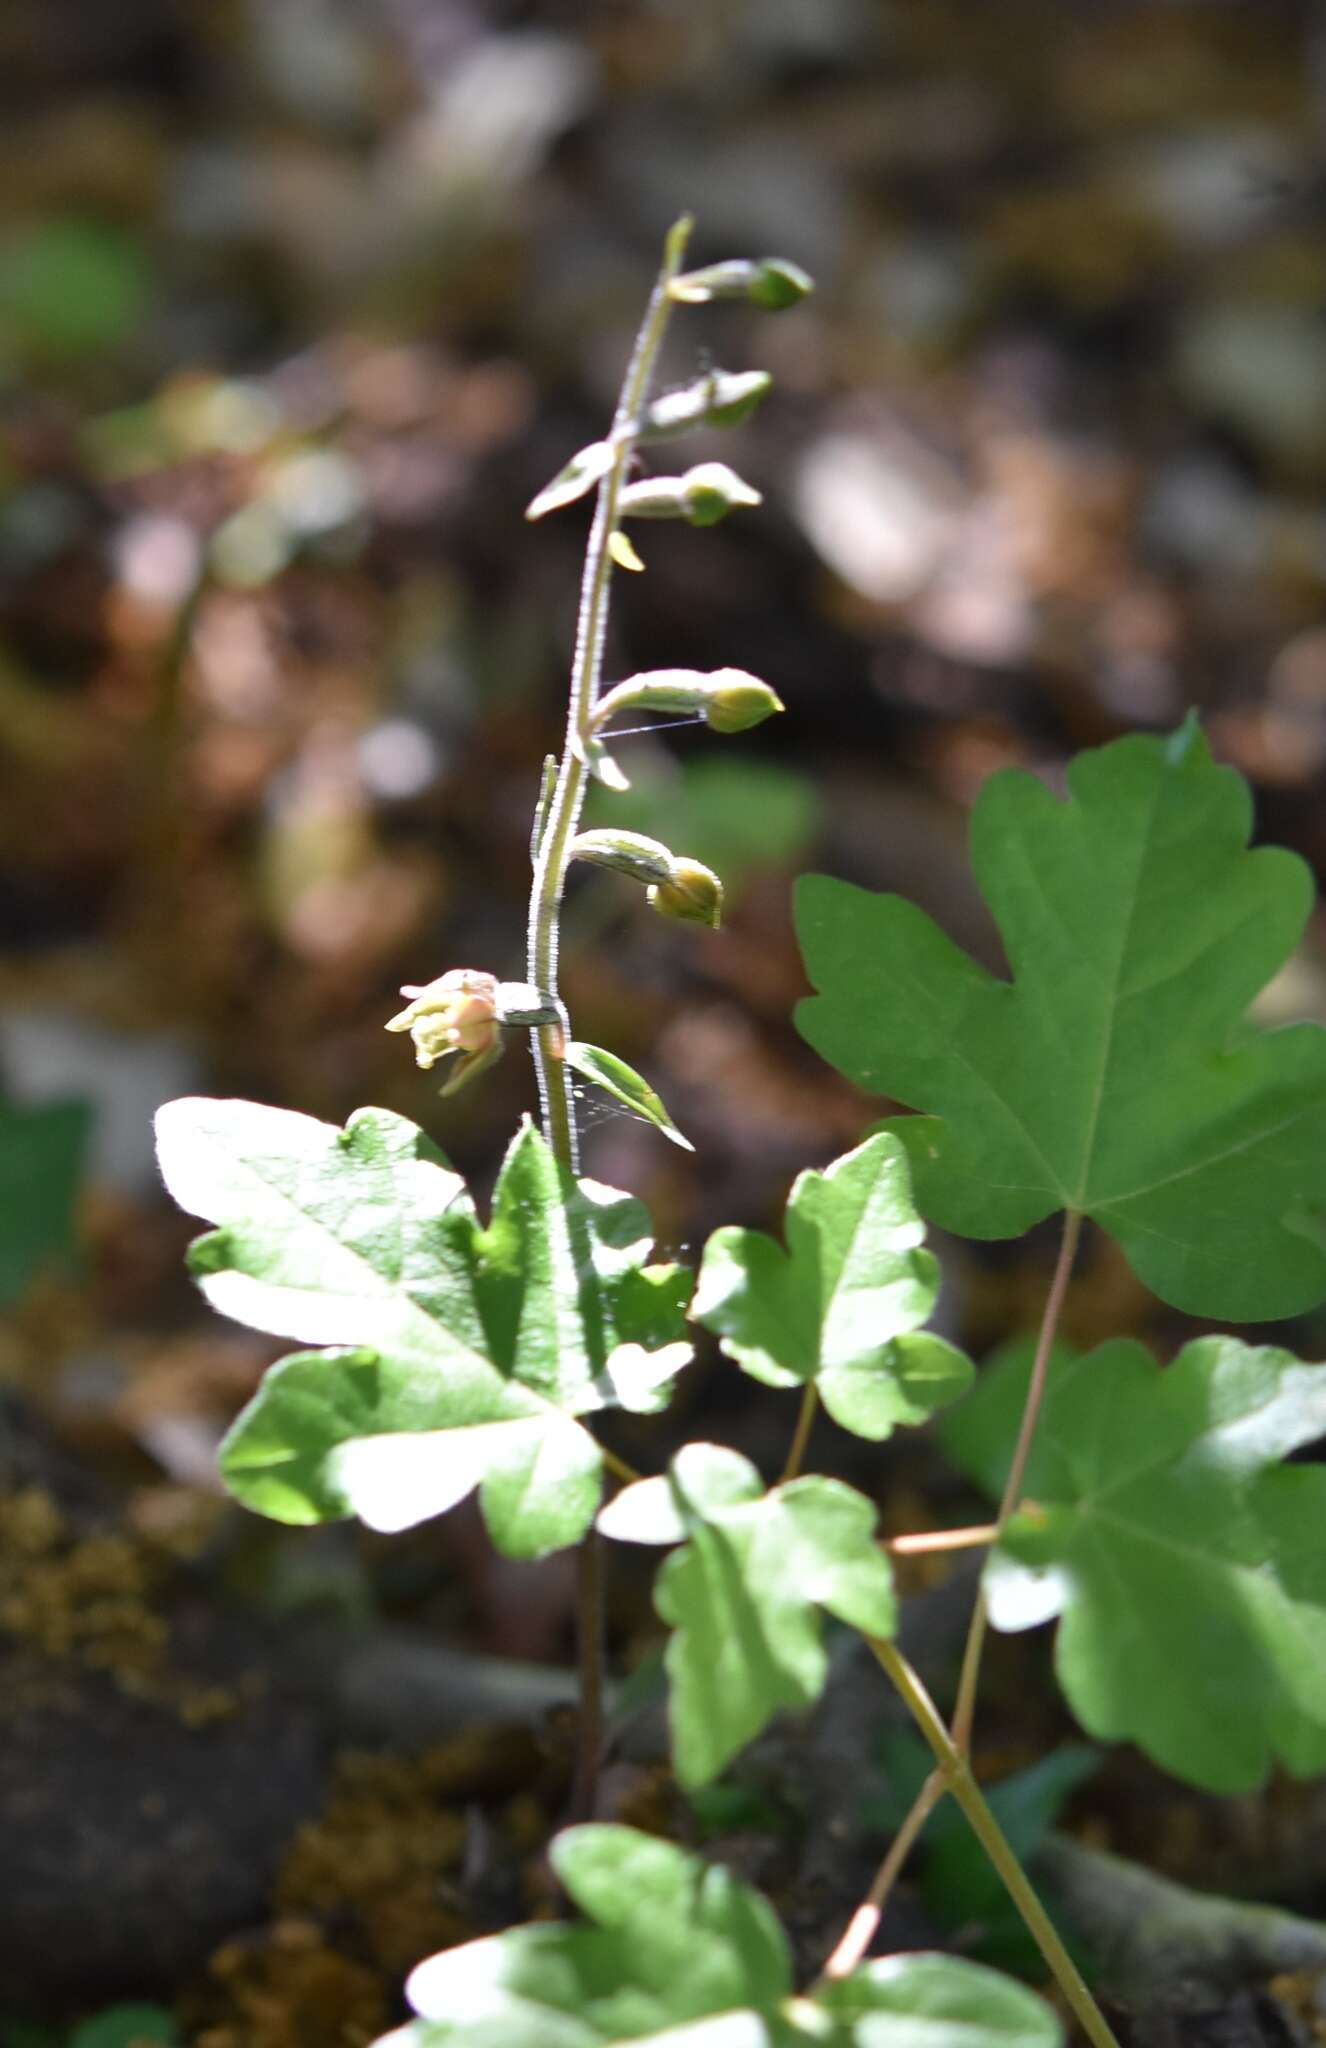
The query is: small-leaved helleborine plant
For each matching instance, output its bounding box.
[156,219,1326,2048]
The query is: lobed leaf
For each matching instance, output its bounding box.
[940,1335,1326,1792]
[155,1100,690,1557]
[795,723,1326,1320]
[692,1132,972,1439]
[375,1824,1060,2048]
[600,1446,897,1787]
[814,1954,1061,2045]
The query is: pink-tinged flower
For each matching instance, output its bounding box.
[385,969,504,1094]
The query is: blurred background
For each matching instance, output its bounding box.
[3,1,1326,2040]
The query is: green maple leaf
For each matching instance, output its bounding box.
[692,1132,971,1439]
[795,724,1326,1319]
[376,1824,1060,2048]
[599,1445,897,1788]
[154,1100,690,1559]
[940,1335,1326,1793]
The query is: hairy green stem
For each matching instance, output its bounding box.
[869,1637,1120,2048]
[525,218,692,1821]
[526,214,693,1172]
[950,1206,1082,1754]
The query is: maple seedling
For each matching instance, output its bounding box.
[154,222,1326,2048]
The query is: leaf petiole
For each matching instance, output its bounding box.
[867,1635,1121,2048]
[951,1208,1082,1754]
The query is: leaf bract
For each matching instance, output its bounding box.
[526,440,615,520]
[565,1042,694,1151]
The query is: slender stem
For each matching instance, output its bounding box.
[868,1638,1119,2048]
[950,1208,1082,1754]
[600,1444,644,1486]
[884,1523,997,1557]
[818,1768,946,1981]
[781,1382,819,1483]
[569,1528,605,1820]
[526,215,693,1172]
[525,219,693,1823]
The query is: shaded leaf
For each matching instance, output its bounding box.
[0,1096,91,1306]
[602,1446,896,1787]
[796,724,1326,1319]
[943,1334,1326,1792]
[692,1132,971,1439]
[0,219,152,362]
[69,2008,178,2048]
[566,1042,694,1150]
[156,1101,689,1557]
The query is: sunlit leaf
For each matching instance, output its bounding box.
[797,722,1326,1320]
[155,1101,690,1557]
[374,1825,1060,2047]
[693,1132,971,1438]
[814,1953,1061,2045]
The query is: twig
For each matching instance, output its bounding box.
[884,1524,997,1556]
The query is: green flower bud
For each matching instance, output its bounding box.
[704,671,784,734]
[619,463,761,528]
[647,859,724,929]
[681,462,762,527]
[641,369,772,440]
[669,258,813,310]
[590,666,783,736]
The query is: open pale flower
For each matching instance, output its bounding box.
[386,969,504,1094]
